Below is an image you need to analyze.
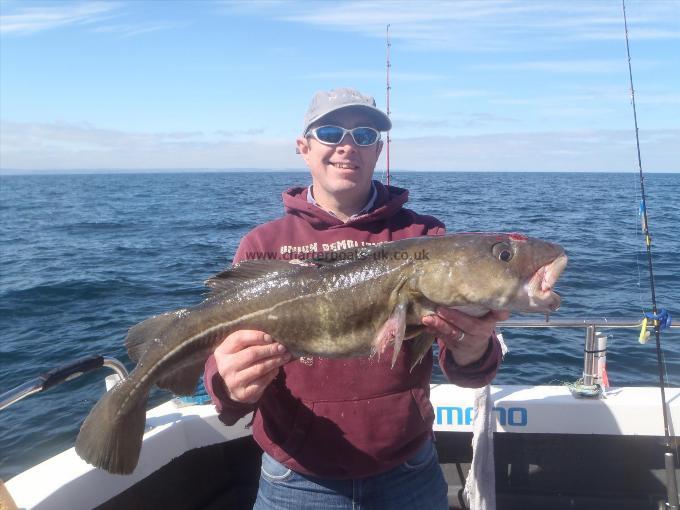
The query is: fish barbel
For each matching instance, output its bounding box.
[75,233,567,474]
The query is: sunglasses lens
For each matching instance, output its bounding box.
[310,126,379,146]
[352,128,379,146]
[314,126,345,144]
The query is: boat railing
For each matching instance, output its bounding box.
[499,317,676,329]
[0,355,129,411]
[498,317,677,387]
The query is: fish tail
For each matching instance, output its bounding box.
[75,377,148,475]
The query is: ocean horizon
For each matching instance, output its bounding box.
[1,169,678,176]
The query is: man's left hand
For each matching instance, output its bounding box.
[422,308,509,366]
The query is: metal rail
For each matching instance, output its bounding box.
[498,317,676,389]
[499,318,677,329]
[0,355,128,411]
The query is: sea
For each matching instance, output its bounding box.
[1,171,678,479]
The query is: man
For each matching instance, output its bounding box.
[204,88,506,509]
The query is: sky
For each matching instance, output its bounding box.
[0,0,678,173]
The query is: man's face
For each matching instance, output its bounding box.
[296,108,383,202]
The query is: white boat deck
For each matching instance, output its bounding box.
[6,384,680,509]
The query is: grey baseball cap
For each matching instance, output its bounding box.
[303,88,392,134]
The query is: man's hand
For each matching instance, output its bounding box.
[422,308,509,366]
[214,330,292,404]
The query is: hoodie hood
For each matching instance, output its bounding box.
[282,181,409,229]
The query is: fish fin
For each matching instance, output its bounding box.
[204,259,304,294]
[156,356,205,396]
[75,378,148,475]
[389,301,408,368]
[373,301,408,369]
[409,333,435,372]
[125,311,179,363]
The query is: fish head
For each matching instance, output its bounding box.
[415,233,567,313]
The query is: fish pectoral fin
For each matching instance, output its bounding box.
[205,259,302,295]
[156,356,206,396]
[373,300,408,369]
[126,311,179,363]
[409,333,436,372]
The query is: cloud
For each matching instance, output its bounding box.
[393,117,452,130]
[576,28,680,41]
[217,0,680,51]
[0,120,207,150]
[0,1,178,37]
[393,112,517,131]
[389,129,680,172]
[472,60,629,75]
[636,92,680,105]
[2,120,677,172]
[484,85,680,120]
[0,120,301,171]
[0,2,118,34]
[216,128,267,137]
[91,21,181,38]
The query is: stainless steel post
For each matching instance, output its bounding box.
[583,325,597,386]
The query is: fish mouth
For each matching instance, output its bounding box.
[524,253,568,311]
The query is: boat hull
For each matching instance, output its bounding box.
[6,384,679,510]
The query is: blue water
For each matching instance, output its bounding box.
[1,171,678,478]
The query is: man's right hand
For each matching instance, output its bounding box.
[213,330,291,404]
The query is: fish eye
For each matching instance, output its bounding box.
[492,242,513,262]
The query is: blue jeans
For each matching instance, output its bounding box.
[253,439,448,510]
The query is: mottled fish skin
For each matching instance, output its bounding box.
[75,233,567,474]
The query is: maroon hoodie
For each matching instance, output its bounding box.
[204,181,502,479]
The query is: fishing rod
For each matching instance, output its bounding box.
[622,1,679,508]
[385,24,392,186]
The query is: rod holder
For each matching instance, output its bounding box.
[583,327,608,387]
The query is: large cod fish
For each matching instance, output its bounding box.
[75,233,567,474]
